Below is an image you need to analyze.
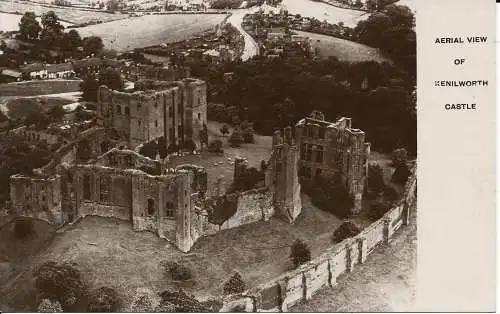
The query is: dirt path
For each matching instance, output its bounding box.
[291,201,417,312]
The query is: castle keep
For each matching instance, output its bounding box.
[295,111,370,212]
[97,78,207,150]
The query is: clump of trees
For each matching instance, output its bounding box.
[301,175,354,219]
[289,239,311,268]
[80,67,123,102]
[223,272,246,295]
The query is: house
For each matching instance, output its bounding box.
[20,63,47,80]
[0,68,22,82]
[46,63,75,79]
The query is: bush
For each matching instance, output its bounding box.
[391,148,408,167]
[208,140,223,154]
[14,217,34,238]
[289,239,311,268]
[159,290,211,312]
[160,261,193,281]
[37,299,63,313]
[223,272,246,295]
[332,221,361,243]
[33,262,86,311]
[88,287,119,312]
[383,185,399,202]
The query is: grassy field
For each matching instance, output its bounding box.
[0,80,81,97]
[0,0,126,24]
[279,0,368,27]
[4,96,74,120]
[0,12,71,31]
[77,14,227,51]
[0,194,343,311]
[291,201,417,312]
[293,30,391,63]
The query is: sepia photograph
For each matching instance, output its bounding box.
[0,0,416,312]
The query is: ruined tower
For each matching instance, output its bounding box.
[268,126,302,222]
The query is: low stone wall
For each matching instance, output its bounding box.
[219,168,417,312]
[78,201,131,221]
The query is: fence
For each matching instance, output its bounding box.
[219,166,417,312]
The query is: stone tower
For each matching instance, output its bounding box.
[268,126,302,223]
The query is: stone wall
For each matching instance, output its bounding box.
[204,188,274,235]
[218,167,417,312]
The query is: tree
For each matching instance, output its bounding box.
[354,12,392,48]
[33,262,86,311]
[391,148,408,167]
[223,272,246,295]
[40,11,65,46]
[98,67,124,91]
[332,221,361,243]
[368,163,385,193]
[88,287,119,312]
[62,29,83,52]
[37,299,63,313]
[80,73,99,102]
[83,36,104,57]
[290,239,311,268]
[18,12,41,41]
[391,163,411,185]
[228,129,243,147]
[383,4,415,28]
[220,124,229,137]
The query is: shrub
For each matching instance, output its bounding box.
[14,217,34,238]
[158,289,211,312]
[223,272,246,295]
[37,299,63,313]
[332,221,361,243]
[208,140,223,154]
[383,185,399,202]
[289,239,311,268]
[160,261,193,281]
[367,201,391,221]
[228,129,243,147]
[302,175,354,219]
[33,261,86,311]
[88,287,119,312]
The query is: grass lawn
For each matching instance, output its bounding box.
[78,14,228,51]
[293,30,392,63]
[4,96,74,120]
[0,194,342,311]
[167,120,272,191]
[0,80,81,97]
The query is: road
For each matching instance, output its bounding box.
[291,201,417,312]
[227,7,262,61]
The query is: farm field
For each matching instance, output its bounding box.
[279,0,368,27]
[0,80,81,97]
[294,30,391,63]
[77,13,228,51]
[0,0,127,24]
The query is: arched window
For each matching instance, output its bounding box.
[83,175,91,200]
[147,199,155,216]
[116,105,122,114]
[125,107,130,116]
